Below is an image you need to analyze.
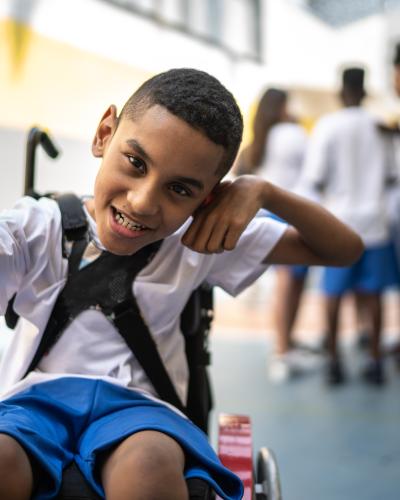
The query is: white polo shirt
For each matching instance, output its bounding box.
[299,107,397,245]
[0,196,286,407]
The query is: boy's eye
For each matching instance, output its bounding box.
[127,155,146,174]
[169,184,191,197]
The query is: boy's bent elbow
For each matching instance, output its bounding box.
[337,233,364,266]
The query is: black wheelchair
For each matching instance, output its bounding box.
[4,127,282,500]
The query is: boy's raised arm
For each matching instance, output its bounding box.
[182,175,364,266]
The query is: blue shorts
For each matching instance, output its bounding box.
[277,264,309,279]
[291,265,308,279]
[322,243,400,295]
[0,378,243,500]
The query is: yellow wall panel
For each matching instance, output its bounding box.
[0,19,152,139]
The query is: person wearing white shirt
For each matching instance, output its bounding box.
[235,89,317,382]
[393,43,400,98]
[300,67,399,385]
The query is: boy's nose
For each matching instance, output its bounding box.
[126,182,160,217]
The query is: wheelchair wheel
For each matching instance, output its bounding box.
[254,447,282,500]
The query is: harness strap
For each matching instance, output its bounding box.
[57,193,88,242]
[24,239,185,411]
[22,196,185,411]
[112,301,186,414]
[16,193,187,412]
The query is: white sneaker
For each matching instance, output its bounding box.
[286,348,324,372]
[268,349,324,383]
[267,355,293,383]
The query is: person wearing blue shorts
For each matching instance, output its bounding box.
[0,68,363,499]
[301,66,399,385]
[322,243,400,384]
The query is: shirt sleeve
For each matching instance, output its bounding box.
[205,216,287,296]
[0,196,62,315]
[299,118,332,192]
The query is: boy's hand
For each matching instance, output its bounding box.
[182,175,265,254]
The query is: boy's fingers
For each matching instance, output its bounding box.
[222,225,243,251]
[182,211,208,247]
[183,210,249,254]
[217,212,253,252]
[184,211,229,254]
[189,216,219,253]
[204,221,229,253]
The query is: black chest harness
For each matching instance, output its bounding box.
[7,194,189,414]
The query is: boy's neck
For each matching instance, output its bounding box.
[85,199,96,221]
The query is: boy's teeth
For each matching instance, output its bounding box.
[115,210,146,231]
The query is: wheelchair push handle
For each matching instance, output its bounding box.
[24,126,60,196]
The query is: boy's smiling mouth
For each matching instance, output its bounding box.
[110,206,150,237]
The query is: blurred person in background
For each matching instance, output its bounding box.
[384,42,400,364]
[355,44,400,352]
[236,88,319,382]
[299,67,399,385]
[387,43,400,245]
[393,42,400,98]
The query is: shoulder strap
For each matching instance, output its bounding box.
[18,194,185,412]
[5,193,88,329]
[56,193,89,273]
[56,193,88,242]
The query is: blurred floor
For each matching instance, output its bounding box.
[210,275,400,500]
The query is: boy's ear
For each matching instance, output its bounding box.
[92,105,118,158]
[199,182,221,208]
[200,193,214,208]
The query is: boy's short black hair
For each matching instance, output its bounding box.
[120,68,243,176]
[340,66,366,104]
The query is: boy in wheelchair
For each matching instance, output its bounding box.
[0,68,363,500]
